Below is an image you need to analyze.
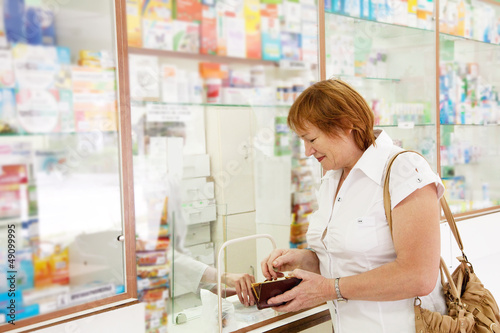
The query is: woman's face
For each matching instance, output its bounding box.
[296,123,360,171]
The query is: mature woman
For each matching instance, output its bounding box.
[261,79,446,332]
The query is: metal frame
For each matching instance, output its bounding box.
[216,234,277,333]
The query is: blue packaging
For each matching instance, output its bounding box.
[15,249,35,292]
[56,46,71,64]
[41,9,57,45]
[324,0,332,12]
[115,284,125,294]
[330,0,341,13]
[25,6,43,45]
[2,303,40,321]
[280,32,301,61]
[337,0,345,13]
[0,88,17,133]
[0,291,23,309]
[262,33,281,61]
[4,0,26,43]
[361,0,373,19]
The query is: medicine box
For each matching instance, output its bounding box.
[126,0,142,47]
[184,222,211,246]
[142,19,174,50]
[244,0,262,59]
[182,199,216,225]
[181,178,215,202]
[183,154,210,178]
[141,0,172,21]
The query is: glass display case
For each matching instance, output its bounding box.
[438,0,500,214]
[323,0,500,216]
[126,0,324,331]
[0,0,136,331]
[323,6,438,169]
[126,0,499,332]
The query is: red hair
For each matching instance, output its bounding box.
[287,79,376,151]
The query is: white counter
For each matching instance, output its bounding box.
[168,295,330,333]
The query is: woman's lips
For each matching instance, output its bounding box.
[317,156,325,162]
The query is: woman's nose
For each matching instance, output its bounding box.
[304,142,316,156]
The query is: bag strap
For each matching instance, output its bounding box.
[439,196,464,253]
[383,150,465,254]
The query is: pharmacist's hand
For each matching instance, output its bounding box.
[261,249,318,280]
[224,273,256,307]
[209,285,237,298]
[266,269,333,312]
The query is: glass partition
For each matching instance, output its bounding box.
[0,0,130,329]
[439,29,500,213]
[126,0,321,330]
[324,11,438,169]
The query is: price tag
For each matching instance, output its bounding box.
[146,104,194,122]
[56,293,70,308]
[398,121,415,129]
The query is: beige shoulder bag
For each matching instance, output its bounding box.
[384,150,500,333]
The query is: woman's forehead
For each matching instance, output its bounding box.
[295,122,319,136]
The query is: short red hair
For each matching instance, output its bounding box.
[287,79,376,151]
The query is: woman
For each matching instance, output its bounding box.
[261,79,446,332]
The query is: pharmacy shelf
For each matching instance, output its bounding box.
[441,123,500,127]
[329,74,401,82]
[440,32,500,47]
[0,130,118,137]
[375,123,436,128]
[128,47,281,67]
[0,216,37,228]
[131,100,293,109]
[0,217,21,228]
[324,11,435,38]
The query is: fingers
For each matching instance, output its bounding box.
[265,270,308,312]
[261,254,273,279]
[261,250,287,280]
[267,288,297,311]
[235,282,244,305]
[240,275,255,306]
[232,273,256,307]
[247,275,256,305]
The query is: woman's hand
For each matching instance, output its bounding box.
[261,248,320,280]
[266,269,334,312]
[224,272,256,307]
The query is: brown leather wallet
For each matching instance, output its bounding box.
[251,277,302,310]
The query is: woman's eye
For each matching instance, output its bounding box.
[310,138,316,143]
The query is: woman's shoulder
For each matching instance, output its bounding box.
[387,150,444,208]
[390,150,433,174]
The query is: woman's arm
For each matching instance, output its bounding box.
[332,183,441,301]
[266,183,441,311]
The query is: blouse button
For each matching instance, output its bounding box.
[337,197,342,202]
[416,177,422,183]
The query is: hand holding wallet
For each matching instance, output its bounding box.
[251,277,302,310]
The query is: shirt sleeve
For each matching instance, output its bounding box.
[170,249,209,294]
[389,152,444,210]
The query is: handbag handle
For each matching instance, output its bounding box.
[383,150,464,253]
[383,150,464,301]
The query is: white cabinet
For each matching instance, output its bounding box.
[206,107,256,215]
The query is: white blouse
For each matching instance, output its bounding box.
[307,130,447,333]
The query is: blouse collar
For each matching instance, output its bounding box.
[321,130,394,186]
